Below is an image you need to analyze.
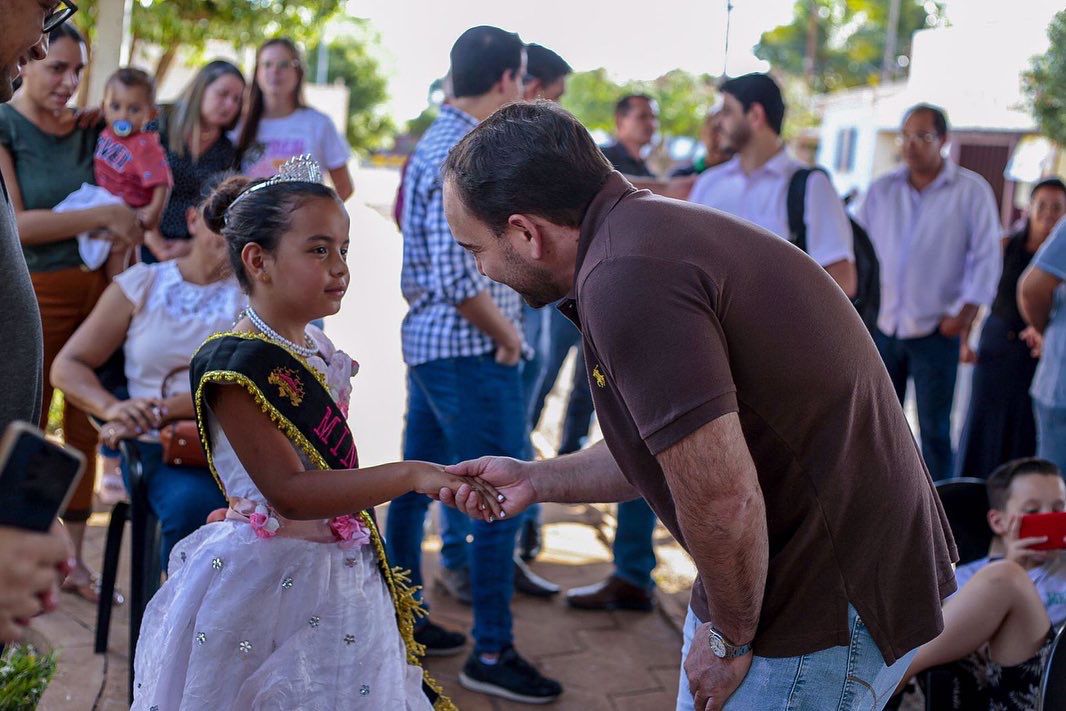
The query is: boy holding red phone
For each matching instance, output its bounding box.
[955,457,1066,627]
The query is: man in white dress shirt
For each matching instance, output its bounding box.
[855,104,1001,481]
[689,73,857,298]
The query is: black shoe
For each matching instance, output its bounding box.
[513,556,560,598]
[413,620,467,657]
[460,646,563,704]
[518,517,542,562]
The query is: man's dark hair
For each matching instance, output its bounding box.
[719,73,786,135]
[903,103,949,137]
[450,26,524,99]
[986,457,1062,510]
[525,44,572,86]
[443,101,614,235]
[615,94,654,119]
[105,67,156,104]
[1031,176,1066,199]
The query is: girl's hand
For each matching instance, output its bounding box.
[407,462,505,522]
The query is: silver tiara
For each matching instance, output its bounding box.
[227,154,324,217]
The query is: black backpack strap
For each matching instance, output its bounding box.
[787,167,813,252]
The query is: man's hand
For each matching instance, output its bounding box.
[939,304,979,339]
[686,622,752,711]
[495,325,523,366]
[0,523,72,643]
[1020,327,1043,359]
[441,457,536,520]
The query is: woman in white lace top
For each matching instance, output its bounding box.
[52,179,245,566]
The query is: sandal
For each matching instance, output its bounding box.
[61,573,125,606]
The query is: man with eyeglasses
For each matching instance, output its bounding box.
[855,104,1001,481]
[0,0,77,646]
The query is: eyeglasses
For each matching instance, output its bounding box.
[43,0,78,33]
[261,59,300,72]
[896,131,939,146]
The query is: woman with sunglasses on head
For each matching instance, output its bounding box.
[234,38,353,201]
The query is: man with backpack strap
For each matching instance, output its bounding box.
[689,73,859,302]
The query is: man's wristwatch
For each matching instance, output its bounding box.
[707,627,753,659]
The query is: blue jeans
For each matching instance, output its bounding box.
[614,499,658,590]
[677,606,917,710]
[386,355,528,654]
[119,441,226,569]
[528,306,596,453]
[874,329,959,481]
[1034,400,1066,473]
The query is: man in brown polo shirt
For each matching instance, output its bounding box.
[437,101,957,710]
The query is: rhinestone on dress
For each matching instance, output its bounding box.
[308,616,320,628]
[282,576,294,589]
[239,640,252,654]
[360,685,370,696]
[344,634,356,645]
[344,557,357,568]
[180,551,187,563]
[211,557,224,570]
[150,706,159,711]
[196,632,206,645]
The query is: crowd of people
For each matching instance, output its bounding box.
[0,4,1064,711]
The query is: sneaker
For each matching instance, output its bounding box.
[434,565,472,606]
[413,620,467,657]
[459,646,563,704]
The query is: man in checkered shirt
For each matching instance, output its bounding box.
[384,25,563,705]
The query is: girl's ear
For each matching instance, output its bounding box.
[241,242,270,285]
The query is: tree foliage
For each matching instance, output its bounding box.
[755,0,944,93]
[73,0,343,85]
[1023,9,1066,147]
[308,20,395,155]
[561,68,718,138]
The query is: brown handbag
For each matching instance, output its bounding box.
[158,367,208,468]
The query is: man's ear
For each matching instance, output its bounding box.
[507,213,546,260]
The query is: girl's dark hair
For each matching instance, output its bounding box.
[236,38,306,163]
[49,22,85,46]
[202,175,338,291]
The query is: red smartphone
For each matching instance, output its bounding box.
[1019,512,1066,551]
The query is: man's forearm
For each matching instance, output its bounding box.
[680,492,768,644]
[456,291,519,346]
[658,414,768,645]
[531,441,639,504]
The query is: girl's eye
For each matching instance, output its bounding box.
[340,247,349,258]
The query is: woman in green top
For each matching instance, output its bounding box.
[0,23,142,604]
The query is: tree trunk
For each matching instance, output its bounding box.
[154,46,179,88]
[805,0,819,88]
[127,35,141,66]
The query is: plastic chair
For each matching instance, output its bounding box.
[935,478,993,565]
[1039,624,1066,711]
[917,478,995,710]
[87,350,163,704]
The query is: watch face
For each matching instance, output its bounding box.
[709,633,727,658]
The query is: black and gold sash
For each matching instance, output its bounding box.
[190,331,454,710]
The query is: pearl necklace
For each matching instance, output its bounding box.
[245,307,318,358]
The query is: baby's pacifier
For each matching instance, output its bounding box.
[112,120,134,138]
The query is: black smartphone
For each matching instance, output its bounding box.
[0,422,85,532]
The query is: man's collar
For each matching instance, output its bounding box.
[440,103,479,128]
[564,171,637,303]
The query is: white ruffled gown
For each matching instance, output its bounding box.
[131,330,433,710]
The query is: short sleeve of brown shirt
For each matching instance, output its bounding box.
[580,256,739,455]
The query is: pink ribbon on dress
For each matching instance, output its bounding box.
[226,498,371,548]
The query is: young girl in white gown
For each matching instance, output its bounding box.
[131,160,501,710]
